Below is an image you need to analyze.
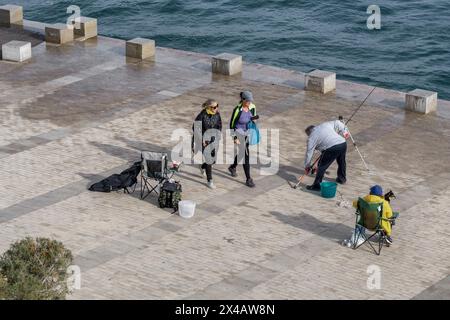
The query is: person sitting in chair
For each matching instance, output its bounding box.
[352,185,398,245]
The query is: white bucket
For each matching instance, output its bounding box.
[178,200,196,218]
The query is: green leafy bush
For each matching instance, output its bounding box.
[0,237,73,300]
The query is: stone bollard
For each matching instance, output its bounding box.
[126,38,155,60]
[211,53,242,76]
[1,40,31,62]
[305,69,336,94]
[405,89,438,114]
[74,17,97,40]
[45,23,74,44]
[0,4,23,25]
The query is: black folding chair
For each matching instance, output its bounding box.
[140,151,168,200]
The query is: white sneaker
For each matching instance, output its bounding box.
[342,239,351,247]
[200,165,206,177]
[207,180,216,189]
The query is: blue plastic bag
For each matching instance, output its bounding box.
[247,121,261,145]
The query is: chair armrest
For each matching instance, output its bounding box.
[382,212,399,221]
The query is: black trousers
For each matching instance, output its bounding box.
[201,163,213,181]
[313,142,347,187]
[230,139,251,180]
[202,143,217,182]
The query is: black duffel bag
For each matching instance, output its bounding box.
[89,161,141,193]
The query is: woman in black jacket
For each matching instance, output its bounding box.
[192,99,222,189]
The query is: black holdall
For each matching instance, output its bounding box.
[89,161,141,193]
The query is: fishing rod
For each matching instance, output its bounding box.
[344,86,377,125]
[339,116,370,171]
[292,155,322,189]
[335,86,377,171]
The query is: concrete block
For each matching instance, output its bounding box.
[45,23,74,44]
[126,38,155,59]
[305,69,336,94]
[74,17,97,39]
[405,89,438,114]
[212,53,242,76]
[1,40,31,62]
[0,4,23,25]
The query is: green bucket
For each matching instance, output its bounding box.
[320,181,338,198]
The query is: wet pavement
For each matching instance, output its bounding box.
[0,22,449,299]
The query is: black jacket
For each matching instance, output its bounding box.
[192,109,222,150]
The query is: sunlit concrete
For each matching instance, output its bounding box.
[0,4,23,25]
[45,23,74,44]
[212,53,242,76]
[1,40,31,62]
[305,69,336,94]
[126,37,155,60]
[74,17,98,40]
[406,89,438,114]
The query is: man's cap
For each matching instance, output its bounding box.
[370,185,383,197]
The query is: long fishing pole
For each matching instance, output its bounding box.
[344,86,377,125]
[293,155,322,189]
[334,86,377,171]
[345,126,370,171]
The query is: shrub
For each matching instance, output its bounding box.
[0,237,73,300]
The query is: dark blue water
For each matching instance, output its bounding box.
[3,0,450,99]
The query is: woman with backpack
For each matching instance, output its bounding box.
[228,91,259,188]
[192,99,222,189]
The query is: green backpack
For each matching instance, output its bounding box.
[158,181,182,212]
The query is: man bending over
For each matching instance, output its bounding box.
[304,120,349,191]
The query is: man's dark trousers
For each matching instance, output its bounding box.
[313,142,347,187]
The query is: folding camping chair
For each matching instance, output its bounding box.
[140,151,169,200]
[352,197,397,255]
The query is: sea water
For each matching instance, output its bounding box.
[3,0,449,99]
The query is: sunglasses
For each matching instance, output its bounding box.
[209,104,219,109]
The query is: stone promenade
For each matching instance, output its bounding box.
[1,22,449,299]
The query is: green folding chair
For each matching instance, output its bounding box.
[353,197,396,255]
